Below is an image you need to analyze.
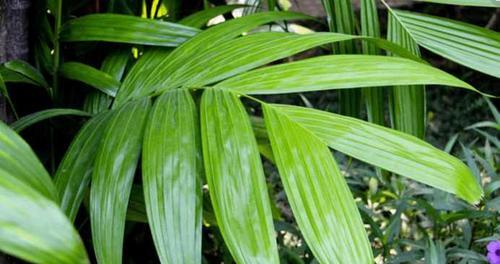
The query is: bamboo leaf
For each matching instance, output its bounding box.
[391,9,500,78]
[143,90,202,263]
[263,104,373,263]
[0,169,89,264]
[90,98,150,264]
[10,108,91,132]
[387,10,426,138]
[4,59,49,88]
[54,112,111,222]
[415,0,499,7]
[59,62,120,97]
[179,5,246,28]
[60,14,200,46]
[270,104,483,204]
[0,122,57,200]
[216,55,477,94]
[201,89,279,263]
[116,11,311,106]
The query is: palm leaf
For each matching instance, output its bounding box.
[90,98,150,264]
[270,104,483,204]
[321,0,361,117]
[142,90,202,263]
[387,9,426,138]
[0,169,89,264]
[391,9,500,78]
[54,112,111,222]
[3,60,49,89]
[60,14,200,46]
[59,62,120,97]
[215,55,477,94]
[361,0,385,126]
[116,11,311,106]
[201,89,279,263]
[152,32,422,96]
[0,122,57,200]
[263,103,373,263]
[10,108,91,132]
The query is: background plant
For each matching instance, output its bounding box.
[0,0,498,263]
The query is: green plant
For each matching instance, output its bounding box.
[0,0,498,263]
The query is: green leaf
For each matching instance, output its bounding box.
[59,62,120,97]
[360,0,385,126]
[100,49,131,81]
[0,169,89,264]
[54,112,111,222]
[10,108,91,132]
[216,55,477,94]
[270,104,483,204]
[415,0,498,7]
[116,11,311,106]
[387,10,426,138]
[320,0,361,117]
[90,98,150,264]
[263,104,373,263]
[83,91,113,114]
[179,5,246,28]
[0,71,7,96]
[0,122,57,200]
[4,59,49,88]
[142,90,202,263]
[60,14,200,46]
[391,9,500,78]
[153,32,422,96]
[0,66,39,86]
[201,89,279,263]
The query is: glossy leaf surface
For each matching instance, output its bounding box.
[201,89,279,263]
[263,104,373,264]
[143,90,202,263]
[4,60,49,88]
[116,11,310,106]
[392,10,500,78]
[90,98,150,264]
[59,62,120,97]
[0,169,89,264]
[54,113,110,222]
[216,55,475,94]
[10,108,91,132]
[60,14,200,46]
[0,122,57,200]
[387,10,426,138]
[272,104,483,204]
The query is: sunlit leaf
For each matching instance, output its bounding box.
[263,103,373,263]
[143,90,202,263]
[90,98,150,264]
[201,89,279,263]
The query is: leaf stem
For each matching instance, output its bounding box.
[52,0,63,101]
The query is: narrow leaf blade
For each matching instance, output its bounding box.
[201,89,279,263]
[143,90,202,263]
[90,98,150,264]
[263,104,373,263]
[272,104,483,204]
[10,108,91,132]
[59,62,120,97]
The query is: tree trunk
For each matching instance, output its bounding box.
[0,0,30,123]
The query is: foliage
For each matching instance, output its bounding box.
[0,0,498,263]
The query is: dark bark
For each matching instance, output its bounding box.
[0,0,30,123]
